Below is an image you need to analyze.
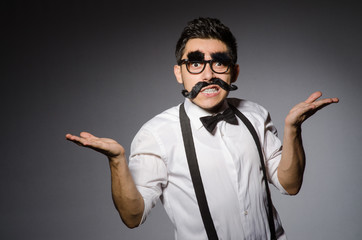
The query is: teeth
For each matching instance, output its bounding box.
[202,88,217,93]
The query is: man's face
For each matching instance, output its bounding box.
[174,38,239,113]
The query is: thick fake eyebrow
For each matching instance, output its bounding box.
[187,51,204,61]
[211,52,232,62]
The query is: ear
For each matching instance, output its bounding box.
[174,65,183,84]
[231,64,240,83]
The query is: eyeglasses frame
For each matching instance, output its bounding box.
[179,59,234,74]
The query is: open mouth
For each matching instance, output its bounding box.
[201,85,220,94]
[182,78,237,99]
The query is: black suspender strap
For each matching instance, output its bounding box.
[179,102,277,240]
[179,103,219,240]
[228,104,277,240]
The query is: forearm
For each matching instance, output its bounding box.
[108,155,144,228]
[278,125,306,195]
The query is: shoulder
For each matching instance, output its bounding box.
[132,104,181,145]
[130,104,181,159]
[141,104,181,132]
[228,98,269,119]
[228,98,278,136]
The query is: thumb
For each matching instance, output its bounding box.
[305,91,322,103]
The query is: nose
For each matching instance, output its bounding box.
[201,62,215,81]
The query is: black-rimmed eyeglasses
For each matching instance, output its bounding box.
[179,59,233,74]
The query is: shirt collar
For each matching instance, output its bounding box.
[183,98,229,130]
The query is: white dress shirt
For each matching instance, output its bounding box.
[129,98,288,240]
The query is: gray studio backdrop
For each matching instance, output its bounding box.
[2,1,361,240]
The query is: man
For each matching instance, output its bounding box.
[66,18,338,239]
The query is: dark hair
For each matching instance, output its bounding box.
[175,17,237,65]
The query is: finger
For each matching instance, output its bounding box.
[65,134,89,147]
[65,133,81,141]
[80,132,98,140]
[65,133,73,140]
[331,97,339,103]
[312,97,339,110]
[305,91,322,103]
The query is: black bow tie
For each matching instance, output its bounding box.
[200,108,238,133]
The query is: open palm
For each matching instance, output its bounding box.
[66,132,125,158]
[285,91,339,127]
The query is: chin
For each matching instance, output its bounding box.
[193,99,225,113]
[199,93,229,112]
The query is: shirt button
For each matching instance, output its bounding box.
[244,210,248,215]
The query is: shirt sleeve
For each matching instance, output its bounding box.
[129,127,168,224]
[263,113,289,195]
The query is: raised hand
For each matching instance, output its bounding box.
[66,131,144,227]
[285,91,339,128]
[279,91,339,195]
[65,132,125,158]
